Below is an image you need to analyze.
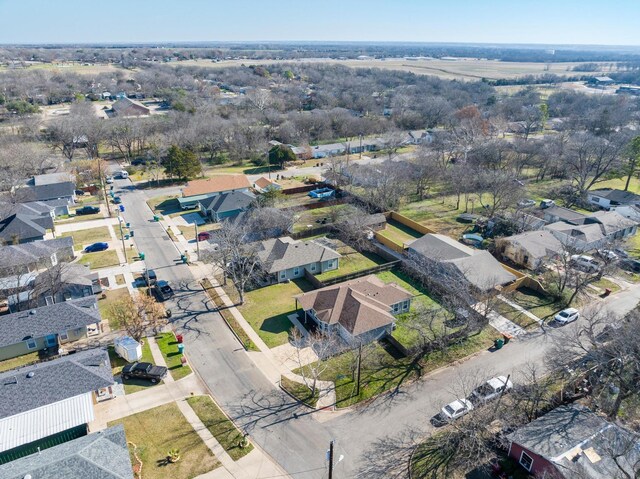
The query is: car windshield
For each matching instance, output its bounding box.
[475,384,494,396]
[160,285,171,292]
[559,311,570,318]
[444,405,455,415]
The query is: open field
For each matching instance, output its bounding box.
[170,58,610,81]
[108,402,219,479]
[0,62,126,74]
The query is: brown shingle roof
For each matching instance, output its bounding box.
[254,177,279,189]
[182,175,251,197]
[295,275,412,336]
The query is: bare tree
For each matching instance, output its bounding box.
[108,294,166,341]
[290,328,341,396]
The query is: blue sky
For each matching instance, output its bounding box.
[0,0,638,46]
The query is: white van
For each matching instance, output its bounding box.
[118,170,129,179]
[570,254,600,273]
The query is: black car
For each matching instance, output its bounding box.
[76,205,100,215]
[153,280,174,301]
[142,269,157,285]
[620,258,640,273]
[121,362,167,383]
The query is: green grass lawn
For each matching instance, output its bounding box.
[57,212,105,223]
[155,332,193,380]
[108,342,159,395]
[60,226,111,248]
[376,269,439,309]
[280,376,319,408]
[78,250,120,270]
[591,277,621,294]
[238,279,314,348]
[147,195,180,216]
[297,327,494,408]
[186,395,253,461]
[0,351,40,373]
[593,177,640,195]
[624,234,640,259]
[383,221,421,242]
[75,195,103,206]
[98,288,132,330]
[496,287,562,328]
[108,402,219,479]
[78,249,120,269]
[314,250,387,281]
[292,204,350,233]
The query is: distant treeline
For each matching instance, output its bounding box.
[2,43,640,65]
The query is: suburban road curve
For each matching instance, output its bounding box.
[114,176,640,478]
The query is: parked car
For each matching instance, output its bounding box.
[105,176,114,184]
[570,254,601,273]
[540,199,556,209]
[76,205,100,215]
[517,199,536,208]
[153,280,174,301]
[84,242,109,253]
[554,307,580,325]
[121,362,167,383]
[197,231,211,242]
[619,258,640,273]
[117,170,129,179]
[75,189,86,196]
[142,269,157,285]
[440,398,474,422]
[471,376,513,404]
[113,196,122,204]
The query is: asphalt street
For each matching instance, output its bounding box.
[113,174,640,479]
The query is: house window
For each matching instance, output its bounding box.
[592,197,600,203]
[327,261,334,269]
[310,264,316,271]
[45,296,54,306]
[392,303,400,314]
[402,300,410,311]
[519,451,534,471]
[59,331,69,341]
[294,267,300,276]
[25,338,37,350]
[280,271,286,280]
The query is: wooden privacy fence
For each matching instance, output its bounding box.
[374,232,407,254]
[387,211,437,235]
[304,260,401,289]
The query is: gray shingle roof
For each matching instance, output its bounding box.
[0,425,134,479]
[590,188,640,204]
[501,230,564,259]
[507,404,640,479]
[408,234,516,291]
[257,236,341,274]
[0,348,114,420]
[30,182,76,202]
[33,173,74,186]
[199,191,255,214]
[0,297,101,348]
[0,214,46,243]
[0,237,74,270]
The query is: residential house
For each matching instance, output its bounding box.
[543,206,588,225]
[110,97,150,117]
[295,275,413,344]
[610,204,640,223]
[407,234,516,293]
[544,211,637,251]
[257,236,341,283]
[593,76,615,87]
[0,214,49,245]
[0,425,133,478]
[25,263,100,309]
[14,199,71,218]
[0,349,115,459]
[507,404,640,479]
[336,212,387,233]
[496,230,564,270]
[587,188,640,210]
[0,297,102,361]
[179,174,251,210]
[406,129,433,145]
[19,173,76,204]
[254,176,282,193]
[198,190,256,222]
[0,237,74,278]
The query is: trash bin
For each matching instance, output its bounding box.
[129,230,134,237]
[139,252,145,260]
[125,222,130,228]
[181,254,188,264]
[153,215,160,222]
[180,356,188,366]
[494,338,504,350]
[178,344,185,354]
[176,334,183,343]
[124,234,129,240]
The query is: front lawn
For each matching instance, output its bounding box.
[297,327,494,408]
[60,212,104,223]
[237,279,315,348]
[155,332,192,380]
[98,288,132,330]
[280,376,319,408]
[108,342,159,395]
[591,277,621,294]
[376,268,439,309]
[147,195,180,216]
[314,250,387,281]
[108,402,219,479]
[0,351,40,373]
[78,249,120,269]
[60,226,111,248]
[496,287,562,328]
[186,395,253,461]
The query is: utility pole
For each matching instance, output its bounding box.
[328,440,334,479]
[98,158,112,217]
[117,213,127,263]
[195,222,200,261]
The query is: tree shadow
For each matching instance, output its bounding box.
[355,427,422,478]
